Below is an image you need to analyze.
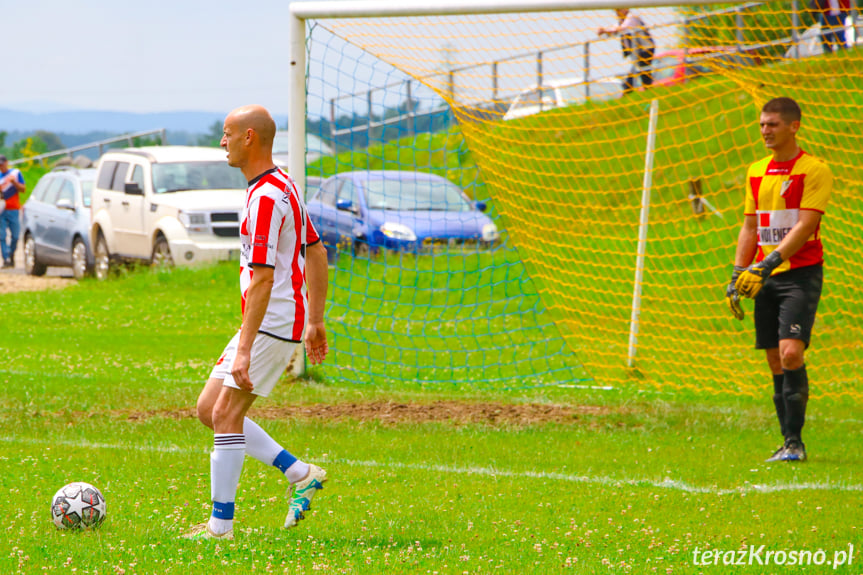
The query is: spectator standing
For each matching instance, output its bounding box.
[598,9,656,94]
[817,0,849,53]
[0,155,26,268]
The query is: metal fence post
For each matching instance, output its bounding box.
[735,8,744,51]
[406,80,415,137]
[583,41,591,99]
[791,0,801,59]
[492,61,499,104]
[537,51,544,111]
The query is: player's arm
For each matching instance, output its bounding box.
[304,240,329,365]
[232,265,275,391]
[774,210,822,262]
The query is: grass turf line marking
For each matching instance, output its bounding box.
[3,435,862,495]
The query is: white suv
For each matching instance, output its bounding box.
[90,146,247,280]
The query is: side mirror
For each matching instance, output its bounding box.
[56,198,75,211]
[336,198,353,212]
[124,182,144,196]
[474,200,487,212]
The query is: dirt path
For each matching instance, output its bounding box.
[0,251,75,294]
[114,401,613,427]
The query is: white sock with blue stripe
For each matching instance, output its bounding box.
[243,417,309,483]
[209,433,245,535]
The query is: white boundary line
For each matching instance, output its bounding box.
[3,435,862,496]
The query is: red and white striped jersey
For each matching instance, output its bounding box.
[239,167,321,342]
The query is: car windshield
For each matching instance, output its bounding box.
[364,177,473,212]
[81,180,93,208]
[152,161,246,193]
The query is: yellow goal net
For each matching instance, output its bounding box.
[297,1,863,399]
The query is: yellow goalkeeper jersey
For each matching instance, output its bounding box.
[744,150,832,275]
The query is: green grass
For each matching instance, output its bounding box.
[1,265,862,574]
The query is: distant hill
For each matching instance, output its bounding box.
[0,108,288,134]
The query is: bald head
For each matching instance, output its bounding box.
[228,105,276,147]
[221,105,278,177]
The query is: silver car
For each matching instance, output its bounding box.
[21,167,96,279]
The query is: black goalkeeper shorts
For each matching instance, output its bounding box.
[754,264,823,350]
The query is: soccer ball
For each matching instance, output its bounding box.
[50,482,107,530]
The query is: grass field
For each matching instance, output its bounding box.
[1,263,862,574]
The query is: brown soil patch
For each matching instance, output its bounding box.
[118,400,613,427]
[0,271,73,293]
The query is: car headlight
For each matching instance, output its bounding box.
[179,210,209,233]
[380,222,417,242]
[482,222,499,242]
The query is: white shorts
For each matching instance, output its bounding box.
[209,330,300,397]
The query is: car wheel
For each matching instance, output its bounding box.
[23,234,47,276]
[71,237,92,280]
[151,236,174,268]
[94,235,111,281]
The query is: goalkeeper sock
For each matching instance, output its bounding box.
[783,366,809,442]
[772,373,787,439]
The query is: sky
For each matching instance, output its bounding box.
[6,1,679,118]
[6,0,315,115]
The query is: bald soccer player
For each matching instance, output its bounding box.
[185,105,330,539]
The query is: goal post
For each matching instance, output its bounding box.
[288,0,863,399]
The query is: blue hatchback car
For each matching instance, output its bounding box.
[306,170,498,256]
[21,167,96,279]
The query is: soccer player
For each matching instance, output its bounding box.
[726,97,832,463]
[185,105,330,539]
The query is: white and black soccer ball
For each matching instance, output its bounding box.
[50,482,107,530]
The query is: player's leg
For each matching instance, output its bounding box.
[205,385,257,536]
[775,266,822,462]
[198,339,309,478]
[753,277,785,461]
[232,335,328,529]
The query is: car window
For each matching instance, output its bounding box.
[304,178,322,200]
[317,179,340,207]
[30,176,53,202]
[81,180,93,208]
[97,161,117,190]
[338,179,358,208]
[151,162,246,193]
[56,179,76,206]
[131,165,145,191]
[364,177,472,212]
[42,177,64,205]
[111,162,130,191]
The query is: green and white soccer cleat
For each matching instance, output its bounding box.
[284,464,328,529]
[182,522,234,540]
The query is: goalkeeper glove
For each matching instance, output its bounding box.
[735,251,783,299]
[726,266,746,320]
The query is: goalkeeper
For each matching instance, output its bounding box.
[726,97,832,463]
